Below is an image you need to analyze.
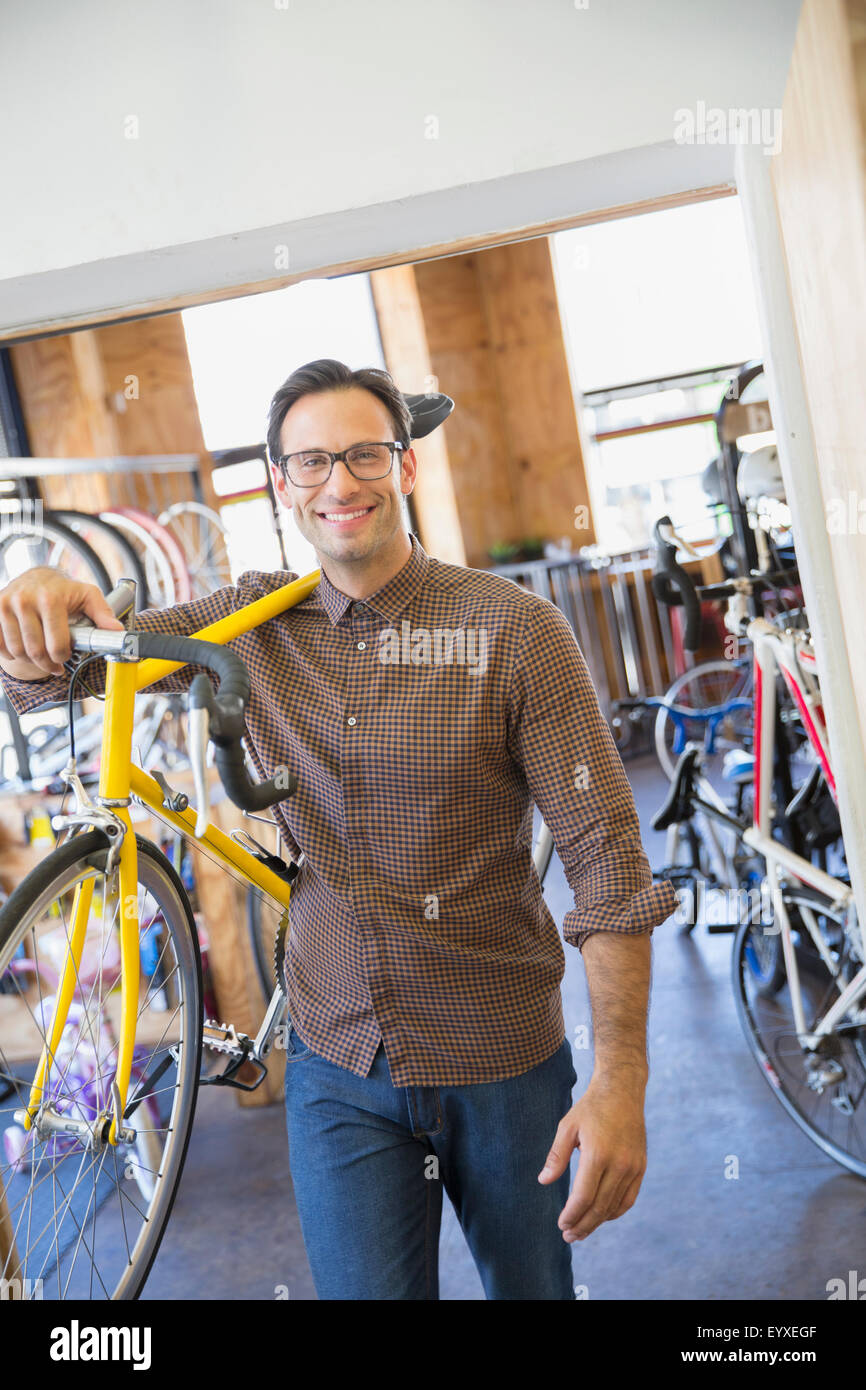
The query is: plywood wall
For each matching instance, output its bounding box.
[9,313,218,515]
[372,237,595,569]
[8,333,120,510]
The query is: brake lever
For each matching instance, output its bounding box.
[657,522,702,559]
[188,702,211,838]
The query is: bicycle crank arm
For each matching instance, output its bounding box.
[253,985,289,1061]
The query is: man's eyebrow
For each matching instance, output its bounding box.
[280,439,395,452]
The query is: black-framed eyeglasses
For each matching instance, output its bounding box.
[274,441,406,488]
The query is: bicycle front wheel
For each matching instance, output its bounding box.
[0,831,203,1299]
[732,885,866,1178]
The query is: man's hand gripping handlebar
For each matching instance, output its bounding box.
[68,578,297,836]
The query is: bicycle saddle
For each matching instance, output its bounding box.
[652,746,702,832]
[402,391,455,439]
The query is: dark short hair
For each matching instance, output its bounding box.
[266,358,412,464]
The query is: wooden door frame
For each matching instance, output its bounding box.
[0,184,735,345]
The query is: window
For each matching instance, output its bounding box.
[551,198,766,551]
[182,274,385,576]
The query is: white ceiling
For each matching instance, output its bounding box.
[0,0,803,335]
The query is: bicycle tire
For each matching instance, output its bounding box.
[732,885,866,1179]
[0,515,112,595]
[50,509,150,609]
[0,830,203,1299]
[109,506,192,604]
[99,511,177,608]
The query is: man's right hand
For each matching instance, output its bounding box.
[0,568,125,681]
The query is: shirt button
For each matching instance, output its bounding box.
[356,641,367,651]
[347,716,357,727]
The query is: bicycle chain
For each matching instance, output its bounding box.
[273,906,289,999]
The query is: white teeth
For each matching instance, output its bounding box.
[321,508,372,521]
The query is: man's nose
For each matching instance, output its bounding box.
[323,457,364,495]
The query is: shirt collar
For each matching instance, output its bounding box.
[314,531,430,627]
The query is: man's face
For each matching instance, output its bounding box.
[270,387,416,563]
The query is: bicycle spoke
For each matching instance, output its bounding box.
[735,892,866,1177]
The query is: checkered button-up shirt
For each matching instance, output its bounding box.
[1,533,677,1086]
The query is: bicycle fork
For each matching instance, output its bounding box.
[19,659,140,1150]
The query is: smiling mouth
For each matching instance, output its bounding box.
[316,505,377,526]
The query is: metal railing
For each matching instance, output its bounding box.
[488,547,680,726]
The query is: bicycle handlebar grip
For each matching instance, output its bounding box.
[651,515,702,653]
[211,734,297,812]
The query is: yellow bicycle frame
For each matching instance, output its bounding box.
[23,568,320,1144]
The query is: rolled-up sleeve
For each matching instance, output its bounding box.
[507,599,679,951]
[0,664,69,717]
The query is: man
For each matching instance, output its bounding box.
[0,358,677,1300]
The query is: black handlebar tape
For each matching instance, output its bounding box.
[650,571,702,652]
[213,737,297,812]
[651,515,702,652]
[133,633,296,812]
[134,632,250,706]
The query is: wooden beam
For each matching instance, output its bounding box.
[410,253,515,569]
[369,264,466,565]
[0,186,736,345]
[389,239,595,568]
[595,412,718,442]
[475,238,595,553]
[8,316,219,522]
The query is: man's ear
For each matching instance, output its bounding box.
[270,461,288,504]
[400,447,418,494]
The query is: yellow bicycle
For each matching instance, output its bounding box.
[0,570,320,1300]
[0,567,557,1301]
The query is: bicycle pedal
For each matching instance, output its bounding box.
[202,1019,248,1058]
[200,1019,268,1092]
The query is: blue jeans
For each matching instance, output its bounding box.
[283,1025,578,1300]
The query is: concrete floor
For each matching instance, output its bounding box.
[141,753,866,1300]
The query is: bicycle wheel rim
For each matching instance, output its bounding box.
[99,511,176,608]
[0,518,111,595]
[0,831,202,1299]
[158,502,231,598]
[655,659,752,783]
[732,887,866,1179]
[109,507,192,604]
